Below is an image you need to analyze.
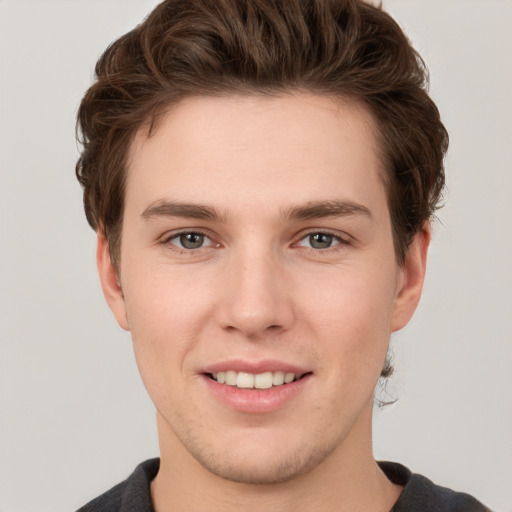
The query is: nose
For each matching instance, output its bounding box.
[216,246,295,339]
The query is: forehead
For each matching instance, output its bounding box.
[125,93,386,216]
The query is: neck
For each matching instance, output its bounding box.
[150,404,402,512]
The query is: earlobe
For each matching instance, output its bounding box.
[391,223,431,332]
[96,234,130,331]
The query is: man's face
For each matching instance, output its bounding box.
[99,93,426,484]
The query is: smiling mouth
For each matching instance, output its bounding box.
[207,370,310,390]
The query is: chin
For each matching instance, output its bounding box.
[198,453,313,485]
[183,431,341,485]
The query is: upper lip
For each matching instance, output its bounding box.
[201,359,310,376]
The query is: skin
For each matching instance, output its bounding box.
[97,93,429,512]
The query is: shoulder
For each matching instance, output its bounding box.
[379,461,491,512]
[76,458,160,512]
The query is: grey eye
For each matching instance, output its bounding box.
[308,233,335,249]
[178,233,205,249]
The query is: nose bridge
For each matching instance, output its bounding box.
[218,238,293,337]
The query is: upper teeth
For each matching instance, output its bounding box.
[212,371,297,389]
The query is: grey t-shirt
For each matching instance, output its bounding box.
[76,458,491,512]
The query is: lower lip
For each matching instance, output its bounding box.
[202,374,311,413]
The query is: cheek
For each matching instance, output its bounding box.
[301,265,397,369]
[304,263,397,328]
[121,265,214,382]
[124,259,212,326]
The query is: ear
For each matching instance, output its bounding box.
[96,233,130,331]
[391,223,431,332]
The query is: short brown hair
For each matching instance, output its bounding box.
[76,0,448,267]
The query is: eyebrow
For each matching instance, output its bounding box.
[281,200,372,221]
[141,199,372,223]
[141,200,225,222]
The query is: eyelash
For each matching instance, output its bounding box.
[159,229,351,254]
[294,230,351,252]
[160,230,218,253]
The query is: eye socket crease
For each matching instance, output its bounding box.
[143,199,372,254]
[147,198,370,255]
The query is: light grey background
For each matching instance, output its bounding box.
[0,1,510,511]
